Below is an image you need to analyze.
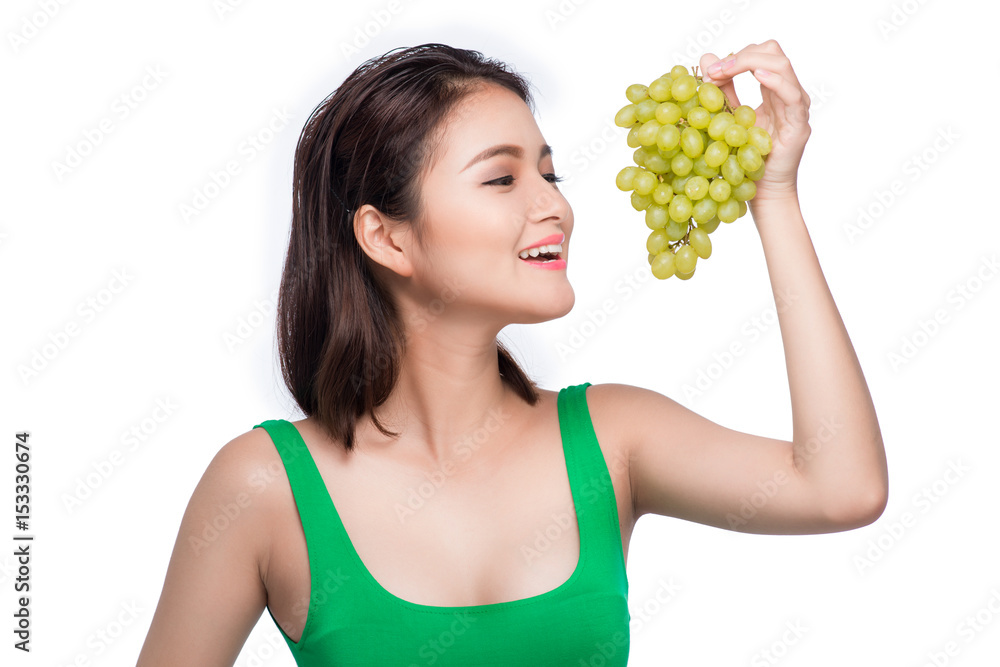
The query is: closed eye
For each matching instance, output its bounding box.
[484,173,565,186]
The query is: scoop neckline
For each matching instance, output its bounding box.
[285,386,586,613]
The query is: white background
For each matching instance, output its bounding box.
[3,0,999,665]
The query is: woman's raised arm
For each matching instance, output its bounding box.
[611,40,888,534]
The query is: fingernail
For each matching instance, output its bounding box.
[755,68,771,78]
[721,57,736,69]
[708,60,723,75]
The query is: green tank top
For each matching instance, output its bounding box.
[252,382,630,666]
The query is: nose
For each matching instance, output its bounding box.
[526,176,572,227]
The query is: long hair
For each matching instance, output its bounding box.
[276,43,541,453]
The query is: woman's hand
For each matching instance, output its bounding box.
[699,40,811,206]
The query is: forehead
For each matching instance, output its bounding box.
[428,84,545,170]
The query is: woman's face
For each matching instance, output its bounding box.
[399,82,576,329]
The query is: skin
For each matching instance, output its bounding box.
[137,40,888,665]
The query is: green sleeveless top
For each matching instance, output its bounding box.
[252,382,630,666]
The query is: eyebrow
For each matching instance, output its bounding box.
[461,143,553,172]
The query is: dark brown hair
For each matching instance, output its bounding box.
[276,43,541,453]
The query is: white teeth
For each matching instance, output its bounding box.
[518,243,563,259]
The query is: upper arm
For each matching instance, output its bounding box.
[137,429,278,666]
[599,383,868,535]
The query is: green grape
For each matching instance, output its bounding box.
[745,162,766,181]
[670,153,693,176]
[707,111,735,141]
[671,173,692,194]
[724,123,748,148]
[668,194,693,222]
[631,191,653,211]
[718,198,740,222]
[633,169,657,195]
[670,65,689,79]
[615,104,638,128]
[638,119,661,146]
[721,155,745,185]
[675,245,698,274]
[616,166,639,191]
[671,74,698,101]
[684,175,709,200]
[737,144,763,172]
[664,219,688,241]
[738,200,748,217]
[708,178,732,202]
[691,155,719,179]
[731,179,756,202]
[692,197,718,223]
[687,106,711,129]
[680,127,704,159]
[747,126,772,155]
[635,99,658,123]
[733,105,756,128]
[645,205,669,230]
[677,94,700,116]
[648,252,655,265]
[644,152,670,174]
[675,268,695,280]
[660,145,681,160]
[656,124,681,151]
[704,140,729,168]
[651,250,677,279]
[626,124,642,148]
[697,81,726,112]
[688,227,713,259]
[652,182,674,205]
[632,147,646,167]
[698,216,721,234]
[626,84,649,103]
[655,102,682,125]
[647,77,673,102]
[646,229,670,254]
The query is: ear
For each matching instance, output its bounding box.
[353,204,414,278]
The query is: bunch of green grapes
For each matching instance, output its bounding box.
[614,64,773,280]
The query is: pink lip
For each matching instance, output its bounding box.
[518,232,565,254]
[521,257,567,270]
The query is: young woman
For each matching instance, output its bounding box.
[137,41,888,666]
